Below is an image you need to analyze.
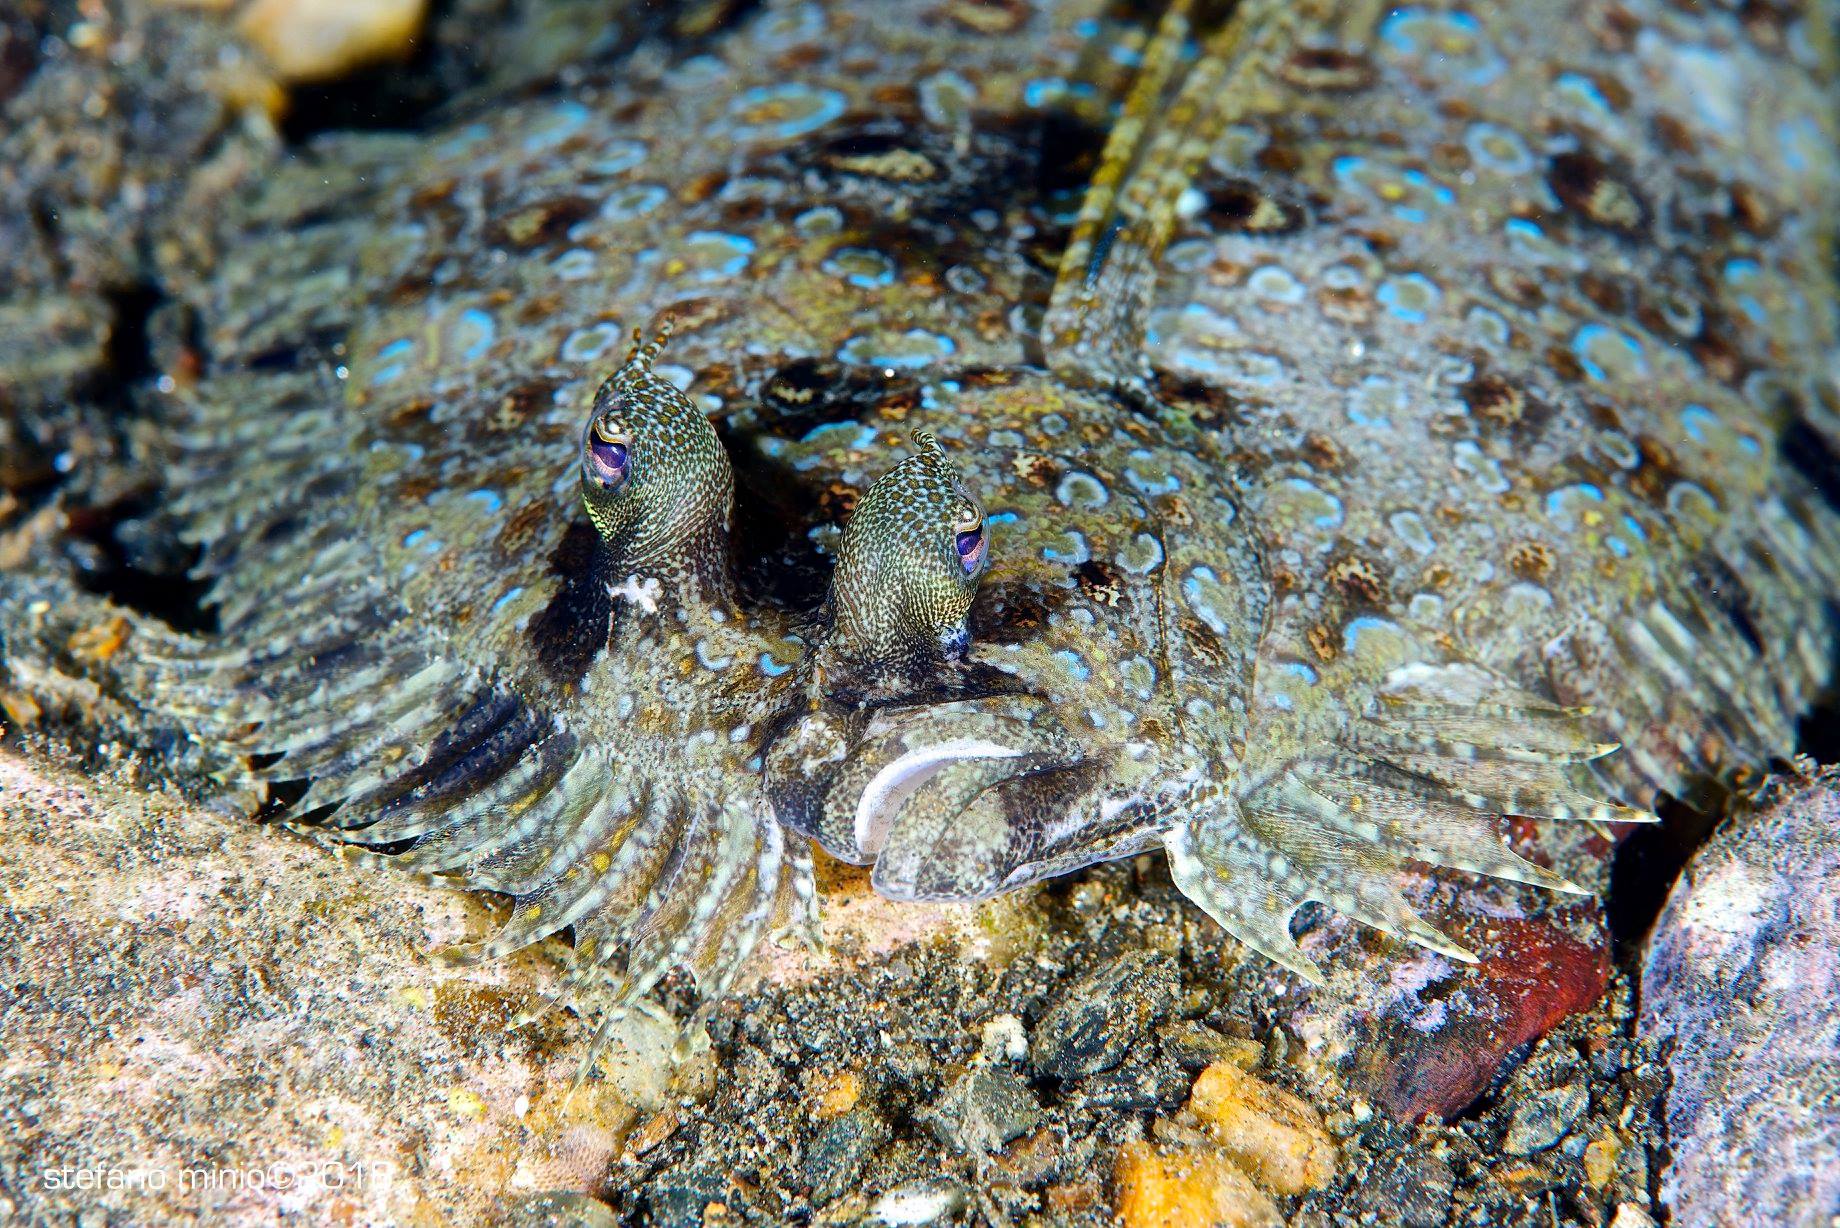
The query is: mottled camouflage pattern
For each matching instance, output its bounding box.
[8,0,1840,1021]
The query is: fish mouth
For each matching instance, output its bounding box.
[851,735,1030,858]
[850,736,1037,861]
[764,695,1090,900]
[766,686,1187,903]
[863,735,1154,903]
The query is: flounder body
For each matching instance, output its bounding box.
[6,0,1838,1024]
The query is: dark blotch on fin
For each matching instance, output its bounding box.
[968,580,1069,646]
[374,693,549,818]
[1150,372,1244,430]
[486,196,597,251]
[1781,418,1840,514]
[1028,107,1109,202]
[65,490,216,634]
[754,358,913,434]
[529,521,615,685]
[726,459,835,613]
[1279,46,1376,92]
[1691,554,1766,655]
[751,105,1104,256]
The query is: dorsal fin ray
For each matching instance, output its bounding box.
[1044,0,1385,386]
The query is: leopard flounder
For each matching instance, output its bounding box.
[9,0,1840,1032]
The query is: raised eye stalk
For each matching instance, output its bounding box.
[577,326,735,587]
[825,429,991,669]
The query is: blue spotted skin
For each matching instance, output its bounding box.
[1135,2,1840,835]
[85,0,1840,1006]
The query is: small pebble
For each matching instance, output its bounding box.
[808,1068,863,1120]
[1608,1204,1657,1228]
[993,1126,1086,1186]
[1113,1140,1282,1228]
[1364,1153,1456,1228]
[1032,951,1176,1079]
[1043,1178,1104,1215]
[980,1013,1028,1063]
[591,1008,676,1112]
[1156,1020,1259,1071]
[1184,1061,1337,1194]
[0,688,42,728]
[924,1066,1042,1153]
[1583,1132,1621,1188]
[239,0,428,84]
[1503,1084,1590,1155]
[503,1191,619,1228]
[642,1172,728,1228]
[806,1108,892,1204]
[1069,1062,1189,1113]
[871,1178,970,1226]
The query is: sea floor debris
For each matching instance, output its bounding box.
[0,749,1693,1226]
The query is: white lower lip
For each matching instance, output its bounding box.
[853,738,1025,855]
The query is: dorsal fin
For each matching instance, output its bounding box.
[1043,0,1386,387]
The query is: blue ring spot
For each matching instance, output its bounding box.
[553,249,597,280]
[1182,568,1230,635]
[1465,121,1534,174]
[1544,482,1606,528]
[1281,477,1344,528]
[1572,323,1648,381]
[561,321,623,363]
[728,84,847,141]
[1377,273,1442,323]
[1723,259,1767,324]
[458,309,497,361]
[1053,650,1093,681]
[1024,78,1068,107]
[1555,72,1612,115]
[1342,616,1401,655]
[601,183,669,222]
[1402,170,1455,205]
[681,231,755,281]
[821,246,897,289]
[592,139,647,176]
[799,421,878,448]
[1679,404,1720,444]
[523,100,590,153]
[1041,531,1091,565]
[837,329,957,370]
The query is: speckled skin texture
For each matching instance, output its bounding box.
[4,0,1839,1032]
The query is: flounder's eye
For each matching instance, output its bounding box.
[953,505,987,576]
[576,325,735,574]
[825,430,990,667]
[587,417,632,489]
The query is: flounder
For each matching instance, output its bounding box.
[4,0,1838,1042]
